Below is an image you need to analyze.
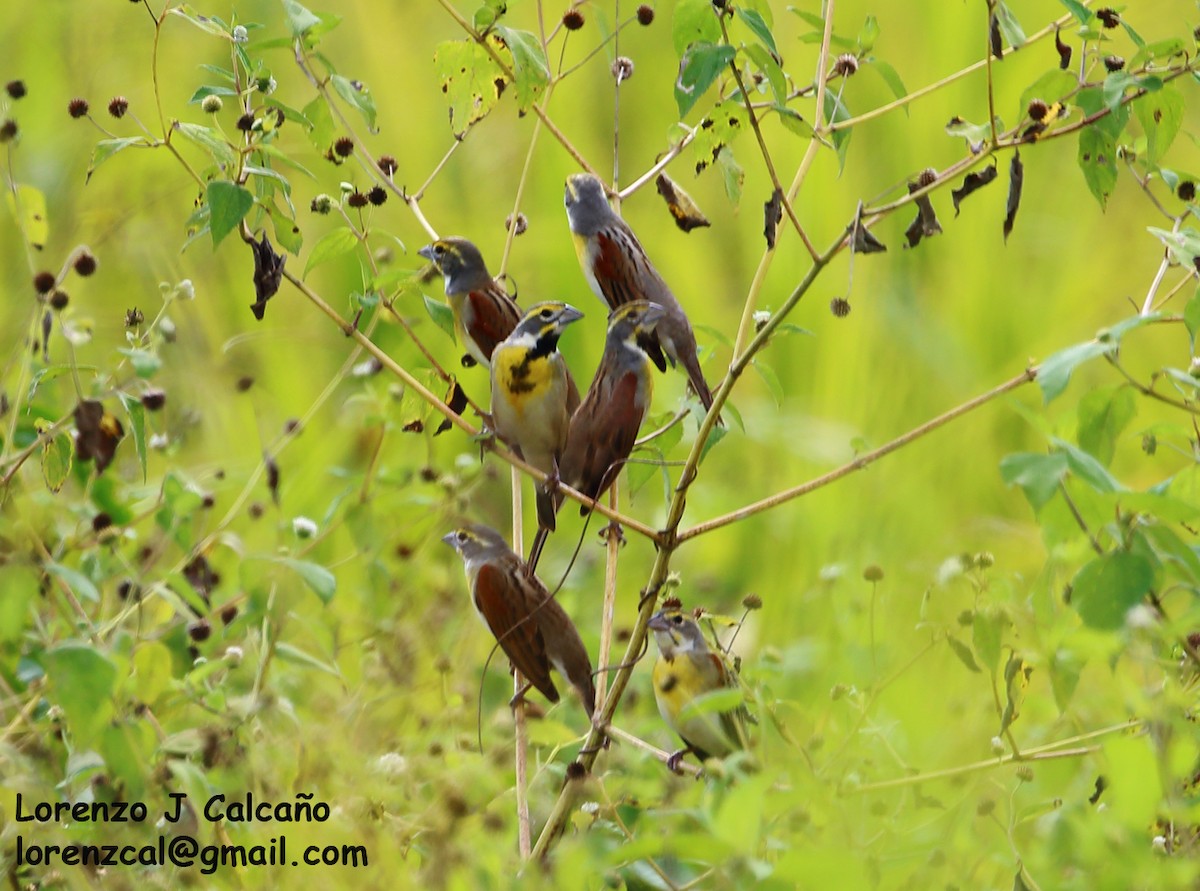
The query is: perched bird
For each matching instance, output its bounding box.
[443,524,596,717]
[564,173,715,412]
[491,302,583,535]
[649,608,747,770]
[526,301,665,571]
[418,237,522,367]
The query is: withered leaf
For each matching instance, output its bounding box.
[655,173,711,233]
[1055,27,1072,70]
[989,12,1003,60]
[851,218,887,254]
[763,188,783,250]
[249,231,286,321]
[435,379,469,435]
[183,553,220,605]
[1003,150,1024,242]
[264,452,280,505]
[952,164,998,216]
[74,399,124,474]
[904,182,942,249]
[41,309,52,361]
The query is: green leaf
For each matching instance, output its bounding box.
[87,137,146,181]
[7,184,48,250]
[117,348,162,379]
[473,0,506,31]
[423,294,457,340]
[774,105,813,137]
[999,452,1068,510]
[330,74,377,132]
[304,227,359,276]
[41,433,72,493]
[1071,552,1154,630]
[492,27,549,110]
[692,104,747,173]
[169,5,230,38]
[675,43,736,118]
[947,636,981,673]
[1037,339,1113,402]
[118,393,147,482]
[743,43,786,105]
[736,8,778,58]
[206,182,254,248]
[174,122,236,168]
[44,643,117,745]
[673,0,721,56]
[1054,438,1122,494]
[973,606,1007,674]
[188,85,238,104]
[282,0,321,35]
[274,642,342,676]
[132,642,174,705]
[434,39,505,136]
[279,558,336,603]
[994,1,1026,50]
[1049,647,1083,711]
[1076,386,1136,466]
[301,96,335,150]
[45,561,100,603]
[823,91,852,171]
[1018,69,1077,121]
[1078,126,1118,209]
[1185,286,1200,349]
[752,359,784,405]
[866,59,907,103]
[1057,0,1091,25]
[698,424,727,464]
[716,146,744,205]
[1135,85,1183,165]
[857,14,880,52]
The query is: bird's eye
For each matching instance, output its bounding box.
[456,531,468,543]
[433,244,445,256]
[670,614,684,625]
[539,308,554,319]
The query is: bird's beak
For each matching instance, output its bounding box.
[648,611,670,632]
[563,182,574,206]
[642,303,667,327]
[417,244,436,263]
[560,305,584,325]
[440,531,458,548]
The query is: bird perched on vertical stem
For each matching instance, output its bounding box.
[418,237,522,368]
[649,607,747,771]
[526,301,666,571]
[564,173,716,412]
[443,524,596,717]
[490,301,584,537]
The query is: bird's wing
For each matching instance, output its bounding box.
[466,286,520,361]
[563,370,644,504]
[474,563,559,703]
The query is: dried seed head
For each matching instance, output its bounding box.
[92,512,113,532]
[108,96,129,118]
[310,193,335,214]
[34,271,56,294]
[1096,8,1119,28]
[248,501,265,519]
[68,98,90,118]
[833,53,859,77]
[367,185,387,206]
[564,760,587,781]
[863,565,884,582]
[377,155,398,175]
[188,620,212,642]
[236,375,254,392]
[201,94,223,113]
[347,191,369,208]
[124,307,144,327]
[505,212,528,235]
[220,603,238,624]
[6,80,26,100]
[0,120,17,143]
[637,4,654,25]
[916,167,938,188]
[830,297,851,317]
[236,113,255,131]
[140,389,166,411]
[73,251,98,277]
[49,290,69,310]
[334,136,354,157]
[611,56,634,82]
[562,9,585,30]
[1027,99,1049,121]
[742,593,763,610]
[1103,55,1125,72]
[1177,181,1196,202]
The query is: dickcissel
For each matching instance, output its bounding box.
[443,524,596,717]
[418,237,522,367]
[564,173,715,412]
[649,608,747,770]
[491,302,583,536]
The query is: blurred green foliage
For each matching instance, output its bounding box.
[1,0,1200,888]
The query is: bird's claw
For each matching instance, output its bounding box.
[665,749,689,774]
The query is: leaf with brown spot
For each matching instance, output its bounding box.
[1003,150,1024,242]
[655,173,710,233]
[74,400,124,474]
[952,164,998,216]
[763,187,783,250]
